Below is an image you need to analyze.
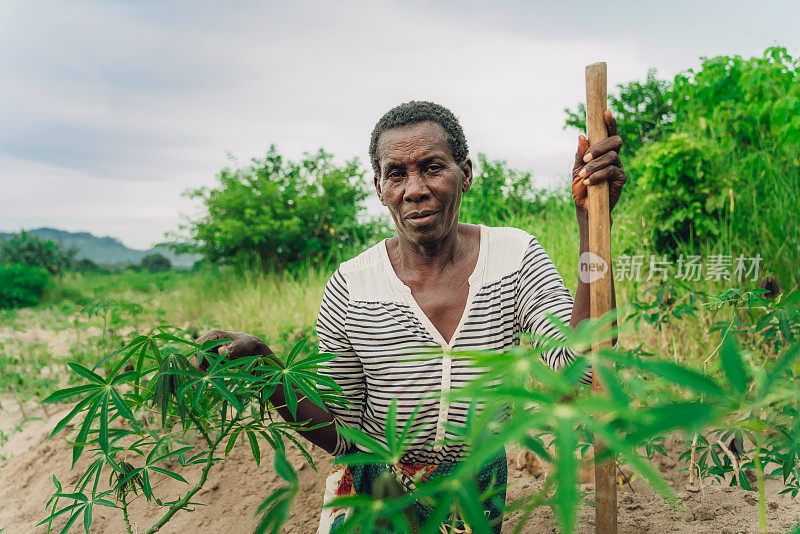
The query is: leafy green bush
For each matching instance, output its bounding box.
[564,68,674,163]
[75,258,102,273]
[170,147,386,271]
[564,46,800,286]
[672,47,800,151]
[0,230,76,275]
[41,281,87,307]
[670,46,800,287]
[632,133,723,250]
[460,154,567,227]
[0,263,51,308]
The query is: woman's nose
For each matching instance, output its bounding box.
[403,172,429,202]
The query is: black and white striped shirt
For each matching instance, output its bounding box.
[315,225,580,463]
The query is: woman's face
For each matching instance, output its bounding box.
[375,121,472,246]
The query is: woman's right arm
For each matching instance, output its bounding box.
[190,329,340,454]
[189,270,365,457]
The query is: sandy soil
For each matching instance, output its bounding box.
[0,324,103,360]
[1,402,799,534]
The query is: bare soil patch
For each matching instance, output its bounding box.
[1,405,798,533]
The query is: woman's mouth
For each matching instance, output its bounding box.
[405,210,439,226]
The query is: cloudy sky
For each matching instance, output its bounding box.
[2,1,798,249]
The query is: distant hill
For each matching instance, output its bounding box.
[0,228,200,268]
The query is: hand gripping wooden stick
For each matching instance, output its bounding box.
[585,62,618,534]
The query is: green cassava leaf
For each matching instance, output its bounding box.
[720,335,748,394]
[49,396,95,439]
[553,419,578,534]
[98,393,110,453]
[762,339,800,395]
[72,398,101,467]
[150,467,188,484]
[282,377,298,419]
[42,385,98,404]
[226,429,241,455]
[286,337,308,366]
[109,387,135,421]
[247,430,261,466]
[273,451,298,485]
[209,378,242,412]
[620,355,725,397]
[67,362,107,385]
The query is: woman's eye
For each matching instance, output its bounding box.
[427,165,442,173]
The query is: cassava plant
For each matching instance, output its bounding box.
[40,331,341,534]
[310,288,800,533]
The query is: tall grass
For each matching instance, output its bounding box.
[504,191,581,294]
[56,268,331,351]
[722,146,800,292]
[161,267,331,348]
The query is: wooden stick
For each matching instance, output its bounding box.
[585,61,618,534]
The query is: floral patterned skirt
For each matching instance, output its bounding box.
[317,452,507,533]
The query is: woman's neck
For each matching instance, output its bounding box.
[388,222,472,280]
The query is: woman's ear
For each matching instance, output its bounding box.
[374,175,385,205]
[460,158,473,193]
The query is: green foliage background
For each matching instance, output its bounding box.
[171,147,386,271]
[564,46,800,288]
[0,230,76,275]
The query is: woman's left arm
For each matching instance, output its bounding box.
[569,110,627,339]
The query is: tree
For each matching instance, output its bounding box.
[140,253,172,273]
[563,47,800,286]
[460,153,563,226]
[75,258,102,273]
[630,133,722,251]
[0,230,76,275]
[171,146,381,271]
[564,68,674,162]
[655,47,800,285]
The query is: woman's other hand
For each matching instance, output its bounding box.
[571,110,627,218]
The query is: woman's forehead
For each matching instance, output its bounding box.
[377,121,453,167]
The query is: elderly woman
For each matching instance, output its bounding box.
[197,101,626,532]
